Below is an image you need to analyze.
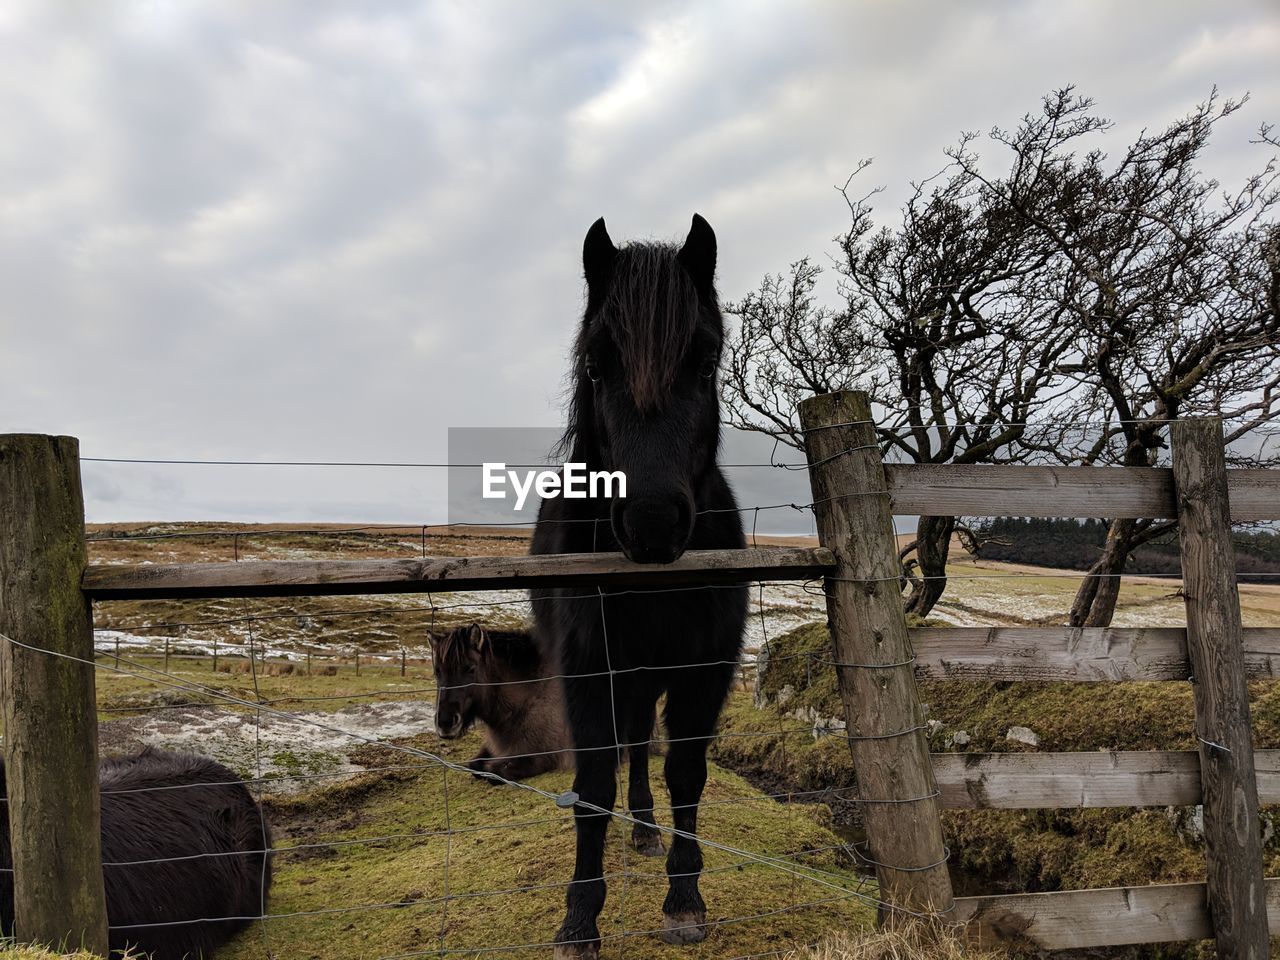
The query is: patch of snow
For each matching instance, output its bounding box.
[99,700,439,795]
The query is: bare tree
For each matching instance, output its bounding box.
[724,88,1279,624]
[724,162,1077,617]
[949,89,1280,626]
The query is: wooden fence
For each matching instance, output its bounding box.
[2,390,1279,955]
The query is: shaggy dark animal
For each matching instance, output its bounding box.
[428,623,573,782]
[531,215,748,957]
[0,748,272,960]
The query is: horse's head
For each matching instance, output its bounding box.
[569,214,724,564]
[427,624,487,739]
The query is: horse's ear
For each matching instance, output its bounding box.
[466,623,487,654]
[583,217,616,292]
[677,213,716,298]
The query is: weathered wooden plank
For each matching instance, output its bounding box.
[1229,469,1280,522]
[910,627,1280,681]
[933,749,1280,809]
[885,463,1280,520]
[955,878,1280,949]
[0,435,110,953]
[1172,418,1269,958]
[82,546,836,601]
[800,391,953,921]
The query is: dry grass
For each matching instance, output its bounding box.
[0,949,142,960]
[790,926,1011,960]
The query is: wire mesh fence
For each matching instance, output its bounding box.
[2,595,896,958]
[60,559,1273,953]
[3,415,1280,956]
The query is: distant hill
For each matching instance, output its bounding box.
[973,517,1280,583]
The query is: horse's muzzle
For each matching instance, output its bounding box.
[436,714,466,739]
[613,493,693,564]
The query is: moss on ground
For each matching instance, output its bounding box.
[752,622,1280,756]
[719,622,1280,959]
[216,733,874,960]
[757,622,841,717]
[712,697,855,800]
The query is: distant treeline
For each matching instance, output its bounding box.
[973,517,1280,583]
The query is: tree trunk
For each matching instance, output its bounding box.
[1068,518,1135,627]
[904,515,955,618]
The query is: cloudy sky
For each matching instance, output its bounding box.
[2,1,1277,525]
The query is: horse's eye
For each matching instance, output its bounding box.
[698,355,718,379]
[585,359,601,383]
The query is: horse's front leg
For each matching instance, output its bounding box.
[555,680,623,960]
[659,667,733,945]
[626,700,664,857]
[465,746,494,777]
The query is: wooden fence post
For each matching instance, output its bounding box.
[1170,417,1270,958]
[798,392,953,921]
[0,435,110,954]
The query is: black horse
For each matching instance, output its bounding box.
[531,214,748,957]
[0,748,272,960]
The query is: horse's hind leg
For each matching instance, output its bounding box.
[626,699,663,857]
[659,666,733,945]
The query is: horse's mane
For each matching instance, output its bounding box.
[561,242,711,455]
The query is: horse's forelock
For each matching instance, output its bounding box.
[601,243,704,411]
[433,629,469,673]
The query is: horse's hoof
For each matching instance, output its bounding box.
[552,942,600,960]
[659,911,708,944]
[631,830,665,857]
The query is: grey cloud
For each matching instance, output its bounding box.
[0,0,1275,523]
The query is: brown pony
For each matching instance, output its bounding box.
[428,623,572,783]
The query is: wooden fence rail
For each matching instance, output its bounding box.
[3,398,1279,955]
[933,749,1280,809]
[887,463,1280,521]
[910,626,1280,682]
[81,546,835,600]
[954,878,1280,950]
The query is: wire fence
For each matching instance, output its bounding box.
[6,506,890,957]
[6,431,1279,957]
[57,565,1270,954]
[58,469,964,956]
[2,606,899,958]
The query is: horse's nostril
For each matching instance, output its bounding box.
[622,499,684,543]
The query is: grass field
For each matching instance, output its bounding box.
[1,929,1007,960]
[49,523,1280,958]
